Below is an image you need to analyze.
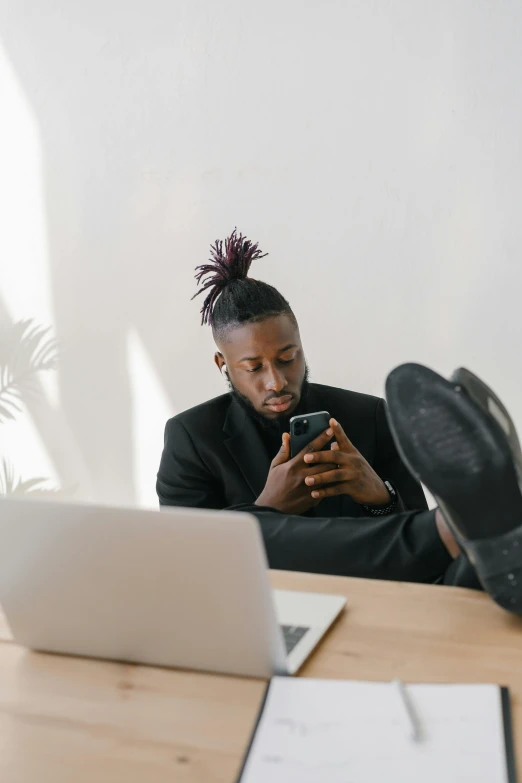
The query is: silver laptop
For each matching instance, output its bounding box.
[0,497,346,678]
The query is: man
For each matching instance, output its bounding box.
[157,231,522,610]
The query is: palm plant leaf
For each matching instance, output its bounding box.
[0,459,58,496]
[0,319,58,423]
[0,459,15,494]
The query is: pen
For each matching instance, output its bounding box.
[392,678,423,743]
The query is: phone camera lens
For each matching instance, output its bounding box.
[293,420,309,436]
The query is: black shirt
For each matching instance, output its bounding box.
[253,415,292,462]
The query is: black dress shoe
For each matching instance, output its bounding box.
[385,362,522,615]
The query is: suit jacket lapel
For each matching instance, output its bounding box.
[223,399,271,500]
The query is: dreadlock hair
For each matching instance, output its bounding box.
[192,229,296,339]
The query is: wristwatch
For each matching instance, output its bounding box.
[362,480,398,516]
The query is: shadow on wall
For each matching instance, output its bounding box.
[0,6,220,507]
[0,317,61,495]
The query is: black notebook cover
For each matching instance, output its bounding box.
[502,687,517,783]
[235,680,271,783]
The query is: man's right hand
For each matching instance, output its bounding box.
[255,427,338,514]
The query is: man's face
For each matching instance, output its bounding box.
[215,315,306,421]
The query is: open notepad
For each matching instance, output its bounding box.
[238,678,516,783]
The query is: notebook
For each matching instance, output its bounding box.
[238,677,516,783]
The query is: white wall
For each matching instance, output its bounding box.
[2,0,522,508]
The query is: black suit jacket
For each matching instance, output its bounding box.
[157,383,427,515]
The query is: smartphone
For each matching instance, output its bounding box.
[289,411,331,458]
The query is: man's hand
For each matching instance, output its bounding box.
[255,427,339,514]
[303,418,391,506]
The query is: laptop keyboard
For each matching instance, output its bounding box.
[281,624,310,654]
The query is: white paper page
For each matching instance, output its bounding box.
[240,678,509,783]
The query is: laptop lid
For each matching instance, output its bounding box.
[0,497,288,678]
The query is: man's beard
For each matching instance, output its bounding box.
[228,364,310,431]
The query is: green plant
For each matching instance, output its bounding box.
[0,319,59,495]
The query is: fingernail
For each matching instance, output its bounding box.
[304,454,314,462]
[326,428,333,436]
[306,477,315,485]
[311,491,320,499]
[331,419,338,427]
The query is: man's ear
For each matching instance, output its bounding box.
[214,352,226,374]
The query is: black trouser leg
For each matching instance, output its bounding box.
[443,553,483,590]
[243,506,452,584]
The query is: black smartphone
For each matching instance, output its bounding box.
[289,411,331,458]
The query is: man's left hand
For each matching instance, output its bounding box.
[303,418,391,506]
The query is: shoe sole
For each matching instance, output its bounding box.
[451,366,522,484]
[385,363,522,613]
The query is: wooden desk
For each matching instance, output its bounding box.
[0,572,521,782]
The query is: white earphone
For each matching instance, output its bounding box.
[221,364,229,379]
